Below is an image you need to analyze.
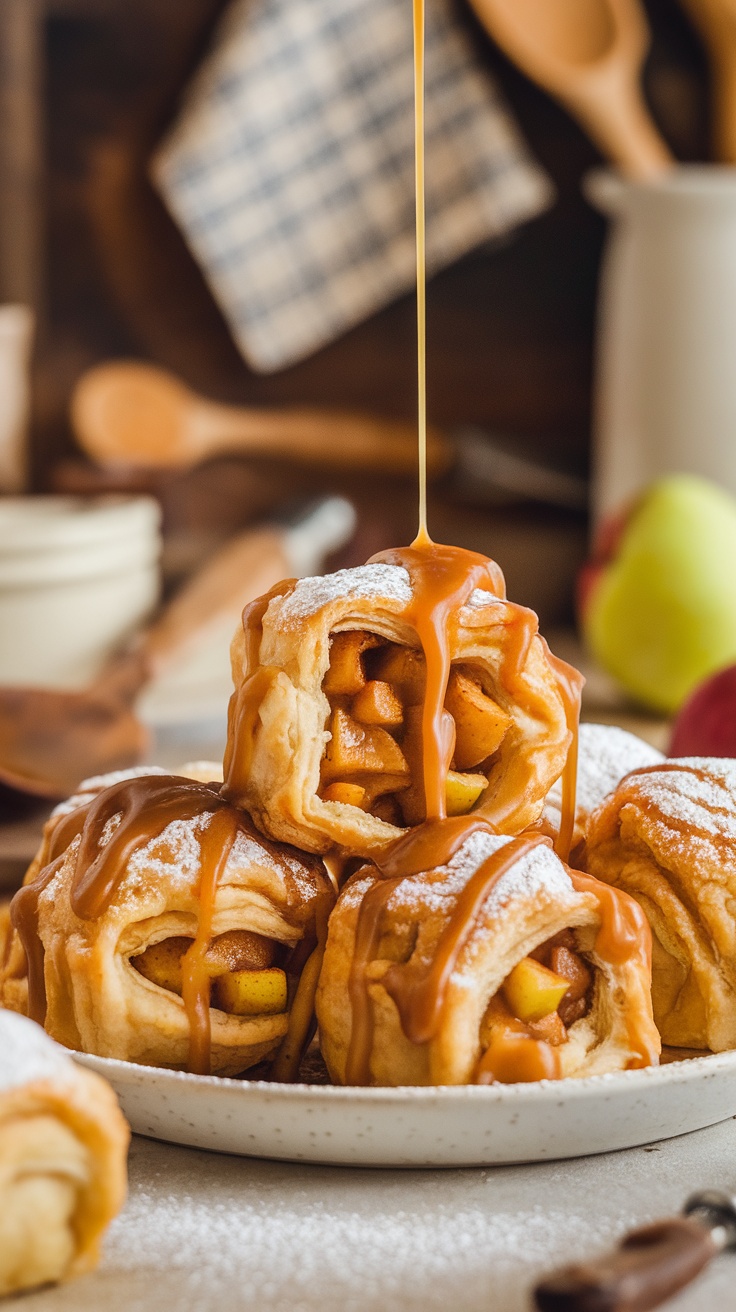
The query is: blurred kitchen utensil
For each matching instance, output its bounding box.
[0,497,354,798]
[0,496,161,688]
[466,0,672,180]
[71,360,449,478]
[0,305,33,492]
[679,0,736,161]
[71,361,588,511]
[534,1189,736,1311]
[588,167,736,522]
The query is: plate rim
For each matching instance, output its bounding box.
[74,1045,736,1103]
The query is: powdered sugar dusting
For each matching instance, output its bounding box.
[464,588,504,611]
[624,757,736,841]
[544,724,663,829]
[274,564,412,624]
[344,831,575,921]
[0,1010,72,1093]
[51,766,168,822]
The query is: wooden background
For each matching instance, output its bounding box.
[0,0,711,621]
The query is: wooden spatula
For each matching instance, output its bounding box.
[71,360,451,477]
[467,0,672,179]
[678,0,736,161]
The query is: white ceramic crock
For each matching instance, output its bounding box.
[588,166,736,521]
[0,495,161,687]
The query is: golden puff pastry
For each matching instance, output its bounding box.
[585,757,736,1051]
[316,824,659,1086]
[0,1009,128,1297]
[223,562,579,858]
[3,770,333,1077]
[543,723,664,857]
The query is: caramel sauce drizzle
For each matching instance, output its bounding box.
[10,774,302,1073]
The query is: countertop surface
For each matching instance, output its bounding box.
[8,1117,736,1311]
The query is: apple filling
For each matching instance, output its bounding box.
[319,630,511,824]
[131,930,288,1017]
[477,930,594,1082]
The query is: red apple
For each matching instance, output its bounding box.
[669,664,736,757]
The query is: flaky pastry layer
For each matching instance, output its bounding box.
[585,757,736,1051]
[224,564,574,857]
[316,831,659,1086]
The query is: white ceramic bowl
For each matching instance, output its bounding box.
[0,495,161,687]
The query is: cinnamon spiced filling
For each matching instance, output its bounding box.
[475,930,594,1084]
[318,630,511,825]
[131,929,289,1017]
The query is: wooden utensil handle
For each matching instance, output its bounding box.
[534,1217,716,1312]
[201,402,453,477]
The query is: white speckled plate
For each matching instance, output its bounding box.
[74,1050,736,1167]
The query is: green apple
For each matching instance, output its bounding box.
[582,475,736,714]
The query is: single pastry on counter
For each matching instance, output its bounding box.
[2,769,334,1078]
[0,1009,128,1297]
[316,823,659,1086]
[223,559,581,858]
[542,723,664,857]
[585,757,736,1052]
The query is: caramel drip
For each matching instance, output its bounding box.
[180,807,240,1075]
[345,815,493,1083]
[371,542,505,822]
[413,0,427,540]
[383,833,548,1044]
[544,643,584,862]
[10,856,65,1025]
[569,869,658,1069]
[9,774,301,1073]
[222,578,296,798]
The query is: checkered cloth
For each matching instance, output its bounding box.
[153,0,552,374]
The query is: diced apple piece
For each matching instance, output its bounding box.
[445,668,510,769]
[445,770,488,816]
[528,1011,566,1046]
[502,957,570,1023]
[213,967,288,1016]
[323,631,382,696]
[205,930,277,975]
[351,680,403,727]
[322,708,410,779]
[372,644,426,705]
[549,946,592,1003]
[132,936,189,995]
[322,782,367,807]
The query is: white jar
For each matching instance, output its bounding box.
[588,166,736,521]
[0,495,161,687]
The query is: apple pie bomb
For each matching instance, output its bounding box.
[2,548,670,1086]
[223,562,577,856]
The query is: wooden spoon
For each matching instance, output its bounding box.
[71,360,451,476]
[678,0,736,161]
[0,509,340,799]
[467,0,673,179]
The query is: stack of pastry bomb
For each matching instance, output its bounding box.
[1,556,726,1088]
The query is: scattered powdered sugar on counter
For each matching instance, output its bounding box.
[0,1010,72,1092]
[625,757,736,841]
[275,564,412,625]
[544,723,664,829]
